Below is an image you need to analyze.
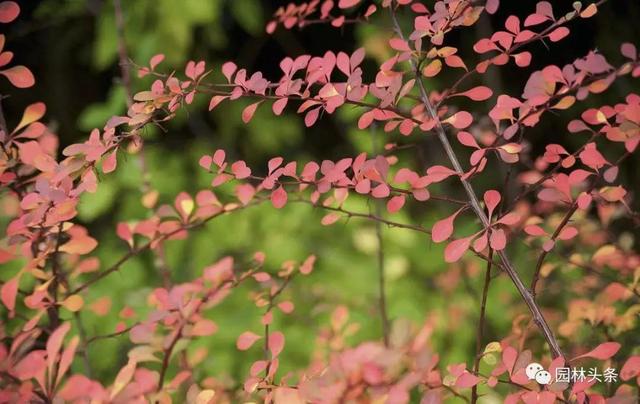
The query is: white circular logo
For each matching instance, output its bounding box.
[526,362,544,380]
[535,370,552,385]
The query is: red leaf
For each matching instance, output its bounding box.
[0,1,19,23]
[573,342,621,361]
[242,101,261,123]
[271,186,287,209]
[444,237,472,263]
[1,275,19,311]
[0,65,35,88]
[620,356,640,381]
[237,331,261,350]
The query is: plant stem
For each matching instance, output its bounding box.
[389,2,564,359]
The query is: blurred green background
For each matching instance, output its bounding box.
[2,0,639,396]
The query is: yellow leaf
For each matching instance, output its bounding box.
[196,390,216,404]
[595,110,608,124]
[111,359,136,399]
[484,341,502,354]
[142,190,159,209]
[180,198,195,216]
[62,295,84,312]
[552,96,575,110]
[422,59,442,78]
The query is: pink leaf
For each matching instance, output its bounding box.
[457,131,480,148]
[485,0,499,14]
[489,229,506,250]
[304,108,320,127]
[338,0,361,8]
[272,98,288,115]
[458,86,493,101]
[456,372,480,388]
[321,212,340,226]
[277,301,294,314]
[231,160,251,179]
[56,336,79,387]
[47,323,71,386]
[221,61,237,82]
[199,155,212,170]
[432,209,462,243]
[268,331,285,357]
[271,186,287,209]
[149,54,165,70]
[386,195,405,213]
[371,183,390,198]
[242,102,261,123]
[237,331,262,350]
[445,111,473,129]
[213,149,226,167]
[236,184,255,205]
[558,226,578,241]
[484,190,501,218]
[513,52,532,67]
[389,38,411,52]
[573,342,621,361]
[444,237,472,263]
[13,350,46,380]
[548,27,570,42]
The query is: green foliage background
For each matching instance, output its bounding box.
[1,0,639,397]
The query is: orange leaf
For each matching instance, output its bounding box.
[0,65,34,88]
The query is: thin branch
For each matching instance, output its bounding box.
[371,129,390,347]
[472,248,493,404]
[530,203,579,297]
[69,198,267,294]
[390,2,564,359]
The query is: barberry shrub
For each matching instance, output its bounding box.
[1,0,640,403]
